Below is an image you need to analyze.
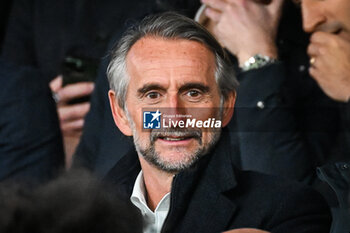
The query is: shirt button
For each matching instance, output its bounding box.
[299,65,306,72]
[257,101,265,109]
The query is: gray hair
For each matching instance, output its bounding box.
[107,12,238,109]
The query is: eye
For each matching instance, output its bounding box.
[187,90,200,97]
[146,91,161,99]
[183,89,204,102]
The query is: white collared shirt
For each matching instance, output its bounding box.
[130,171,170,233]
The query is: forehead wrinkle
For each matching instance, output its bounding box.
[127,37,215,68]
[126,37,217,91]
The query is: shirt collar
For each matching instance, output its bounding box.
[130,171,171,212]
[130,171,148,210]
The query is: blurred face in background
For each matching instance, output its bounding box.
[299,0,350,41]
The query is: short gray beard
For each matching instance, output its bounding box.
[134,127,221,173]
[124,105,223,174]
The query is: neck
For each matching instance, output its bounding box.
[139,156,174,211]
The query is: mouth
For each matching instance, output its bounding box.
[333,28,342,35]
[151,129,202,146]
[316,22,343,36]
[157,134,198,145]
[333,28,350,41]
[158,136,194,141]
[157,136,195,147]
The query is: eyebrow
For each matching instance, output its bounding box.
[179,83,210,93]
[137,84,166,95]
[137,82,210,95]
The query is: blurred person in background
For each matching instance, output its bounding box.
[1,0,155,168]
[299,0,350,149]
[297,0,350,232]
[0,59,63,183]
[201,0,343,184]
[201,1,350,231]
[0,169,142,233]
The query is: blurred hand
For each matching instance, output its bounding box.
[50,76,94,136]
[223,228,269,233]
[201,0,284,65]
[50,76,94,168]
[308,31,350,102]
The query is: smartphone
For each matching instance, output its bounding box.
[61,55,98,104]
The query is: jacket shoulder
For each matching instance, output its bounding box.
[228,170,332,233]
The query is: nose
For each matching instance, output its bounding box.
[301,0,327,33]
[165,94,185,121]
[167,93,181,109]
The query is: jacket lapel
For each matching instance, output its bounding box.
[165,131,240,233]
[103,148,141,199]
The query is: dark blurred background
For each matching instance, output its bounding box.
[0,0,13,53]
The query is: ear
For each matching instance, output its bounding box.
[221,91,236,127]
[108,90,133,136]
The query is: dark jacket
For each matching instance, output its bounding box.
[317,162,350,233]
[1,0,156,81]
[0,0,13,52]
[0,60,64,182]
[343,101,350,154]
[1,0,157,177]
[232,1,343,185]
[74,50,132,174]
[233,62,341,184]
[104,132,332,233]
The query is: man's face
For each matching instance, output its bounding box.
[300,0,350,41]
[110,37,234,173]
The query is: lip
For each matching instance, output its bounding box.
[333,28,342,35]
[157,137,195,146]
[337,29,350,41]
